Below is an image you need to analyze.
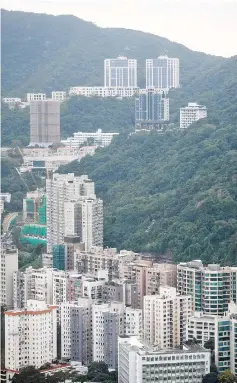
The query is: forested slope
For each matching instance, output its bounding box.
[60,122,237,264]
[2,9,225,95]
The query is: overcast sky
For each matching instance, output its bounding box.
[2,0,237,57]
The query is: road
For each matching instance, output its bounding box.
[2,212,18,233]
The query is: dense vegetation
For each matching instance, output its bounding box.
[11,362,117,382]
[60,122,237,264]
[2,9,226,96]
[1,97,134,146]
[1,153,42,212]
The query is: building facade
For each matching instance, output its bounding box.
[146,56,180,90]
[61,299,92,365]
[1,238,18,307]
[27,93,46,102]
[29,100,61,146]
[118,337,210,383]
[177,261,237,315]
[135,89,169,131]
[69,86,139,98]
[51,91,67,102]
[46,173,103,253]
[180,102,207,129]
[5,300,57,371]
[104,57,137,87]
[61,129,119,148]
[143,287,192,348]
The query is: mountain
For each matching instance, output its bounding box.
[1,9,226,96]
[60,122,237,264]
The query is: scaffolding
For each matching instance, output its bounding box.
[20,224,47,246]
[53,245,65,270]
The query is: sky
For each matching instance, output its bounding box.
[2,0,237,57]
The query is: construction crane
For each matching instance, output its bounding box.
[15,168,30,192]
[17,146,40,188]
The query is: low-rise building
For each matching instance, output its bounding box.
[61,129,119,148]
[180,102,207,129]
[68,86,139,98]
[118,336,210,383]
[27,93,46,102]
[51,91,67,102]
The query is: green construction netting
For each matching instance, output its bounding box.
[38,195,46,225]
[21,224,47,237]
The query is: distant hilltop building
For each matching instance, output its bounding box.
[146,56,180,91]
[180,102,207,129]
[61,129,119,148]
[104,56,137,87]
[135,88,169,131]
[29,100,61,147]
[51,91,67,102]
[27,93,46,102]
[68,86,139,98]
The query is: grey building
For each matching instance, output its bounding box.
[135,89,169,131]
[29,100,60,146]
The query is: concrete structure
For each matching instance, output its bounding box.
[187,303,237,375]
[2,98,21,107]
[20,146,96,173]
[46,173,103,253]
[5,300,57,370]
[143,287,192,348]
[13,267,53,309]
[118,336,210,383]
[180,102,207,129]
[1,238,18,307]
[51,91,67,102]
[92,301,125,368]
[104,57,137,87]
[135,88,169,131]
[27,93,46,102]
[146,56,180,91]
[69,86,139,98]
[177,260,237,315]
[61,298,92,365]
[92,302,142,369]
[61,129,119,148]
[29,100,60,147]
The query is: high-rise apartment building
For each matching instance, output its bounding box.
[1,237,18,307]
[104,57,137,87]
[118,336,210,383]
[177,261,237,315]
[135,89,169,131]
[180,102,207,129]
[61,299,92,365]
[146,56,180,90]
[46,173,103,253]
[5,300,57,371]
[29,100,61,147]
[13,267,53,309]
[187,303,237,375]
[143,287,192,348]
[92,302,142,369]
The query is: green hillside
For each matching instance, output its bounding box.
[2,9,225,96]
[60,122,237,264]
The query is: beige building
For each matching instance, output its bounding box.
[143,287,192,348]
[29,100,60,147]
[1,239,18,307]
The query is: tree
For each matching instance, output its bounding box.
[218,370,236,383]
[11,366,45,383]
[202,373,219,383]
[204,338,215,351]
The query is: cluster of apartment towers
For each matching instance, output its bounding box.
[3,56,207,148]
[3,230,237,383]
[2,172,237,383]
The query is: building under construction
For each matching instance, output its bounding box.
[21,189,47,246]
